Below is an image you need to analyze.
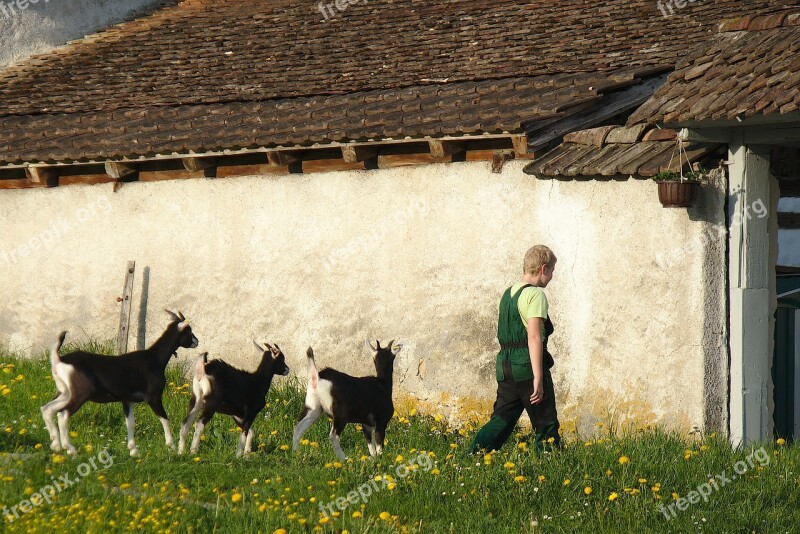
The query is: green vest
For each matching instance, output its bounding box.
[495,284,554,381]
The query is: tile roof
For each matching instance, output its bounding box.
[630,8,800,125]
[0,0,796,164]
[522,126,723,178]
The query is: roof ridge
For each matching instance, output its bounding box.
[719,9,800,32]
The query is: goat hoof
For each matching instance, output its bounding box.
[129,448,140,457]
[66,446,78,457]
[50,442,62,452]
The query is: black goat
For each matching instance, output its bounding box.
[292,340,401,461]
[41,309,198,456]
[178,341,290,456]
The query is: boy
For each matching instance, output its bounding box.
[470,245,561,453]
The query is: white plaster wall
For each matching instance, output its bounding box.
[0,161,726,435]
[0,0,163,68]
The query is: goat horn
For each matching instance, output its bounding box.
[366,339,378,353]
[253,339,265,352]
[164,309,180,322]
[386,339,395,350]
[272,343,281,353]
[177,310,186,321]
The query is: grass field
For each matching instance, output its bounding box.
[0,342,798,533]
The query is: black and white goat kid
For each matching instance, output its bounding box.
[178,341,290,456]
[41,309,198,456]
[293,340,401,461]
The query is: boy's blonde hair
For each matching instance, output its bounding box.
[523,245,556,275]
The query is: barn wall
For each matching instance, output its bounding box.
[0,160,727,436]
[0,0,163,68]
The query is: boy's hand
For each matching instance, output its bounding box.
[530,377,543,405]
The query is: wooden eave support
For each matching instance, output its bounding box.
[182,157,217,173]
[0,134,535,189]
[341,145,378,163]
[105,161,138,180]
[24,166,58,187]
[428,140,465,159]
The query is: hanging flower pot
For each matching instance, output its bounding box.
[655,174,701,208]
[653,137,706,208]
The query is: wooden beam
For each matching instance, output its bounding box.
[25,166,58,186]
[491,150,515,173]
[138,169,207,182]
[510,135,530,158]
[377,153,451,169]
[778,212,800,229]
[428,140,465,159]
[58,174,117,186]
[341,145,379,163]
[526,73,669,153]
[116,261,136,355]
[301,159,366,173]
[728,133,772,445]
[105,161,137,180]
[267,151,302,167]
[181,157,217,173]
[0,178,51,189]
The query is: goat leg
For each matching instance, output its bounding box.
[122,402,139,456]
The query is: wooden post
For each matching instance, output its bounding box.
[728,131,772,445]
[116,261,136,355]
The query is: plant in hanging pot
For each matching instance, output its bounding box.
[653,167,706,208]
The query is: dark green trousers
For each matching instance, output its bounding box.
[470,364,560,453]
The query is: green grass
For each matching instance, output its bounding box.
[1,343,799,533]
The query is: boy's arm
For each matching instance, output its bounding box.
[527,316,544,405]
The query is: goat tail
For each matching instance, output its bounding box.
[194,352,208,380]
[50,331,67,370]
[306,347,319,389]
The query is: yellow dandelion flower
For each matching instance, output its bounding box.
[310,441,319,448]
[319,517,329,525]
[379,511,391,520]
[352,511,362,518]
[52,454,65,464]
[518,442,528,450]
[395,455,404,462]
[450,443,458,449]
[387,483,396,490]
[584,486,592,495]
[638,478,647,484]
[231,493,242,503]
[514,475,527,483]
[563,479,571,486]
[273,529,287,534]
[431,468,440,475]
[280,445,289,451]
[777,438,786,446]
[537,475,545,482]
[119,483,131,490]
[503,461,516,469]
[606,469,612,476]
[618,456,630,465]
[300,439,309,446]
[672,492,680,500]
[608,492,619,502]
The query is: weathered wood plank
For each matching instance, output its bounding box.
[341,145,378,163]
[116,261,136,355]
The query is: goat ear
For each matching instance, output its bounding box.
[253,339,265,353]
[177,310,186,321]
[164,309,180,322]
[271,343,282,355]
[366,339,378,354]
